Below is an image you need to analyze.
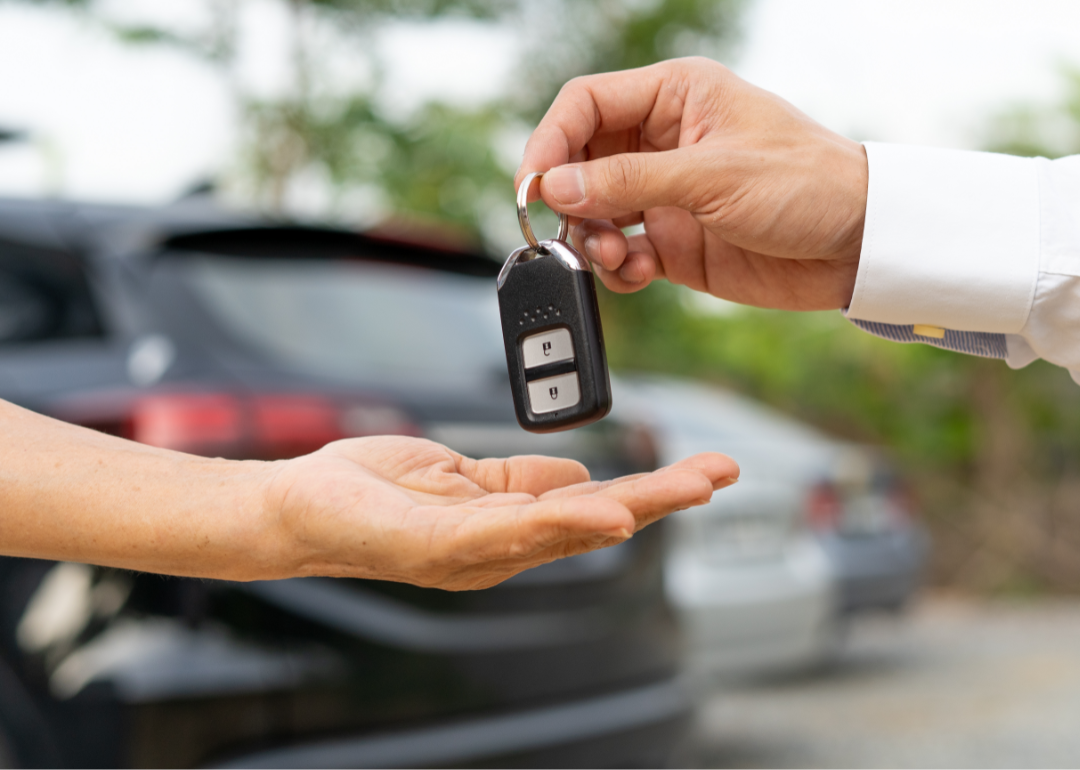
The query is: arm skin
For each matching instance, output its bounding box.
[0,399,738,590]
[515,57,869,310]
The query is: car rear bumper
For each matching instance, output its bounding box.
[822,528,928,614]
[215,678,691,769]
[665,539,836,676]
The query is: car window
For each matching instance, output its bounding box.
[0,272,56,342]
[176,255,506,385]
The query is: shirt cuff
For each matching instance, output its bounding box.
[847,142,1041,334]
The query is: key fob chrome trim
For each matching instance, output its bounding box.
[497,239,590,290]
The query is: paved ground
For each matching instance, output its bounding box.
[689,595,1080,768]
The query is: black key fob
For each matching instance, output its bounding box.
[498,225,612,432]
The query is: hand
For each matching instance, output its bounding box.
[262,435,739,590]
[0,400,737,588]
[516,57,868,311]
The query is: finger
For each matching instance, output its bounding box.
[611,212,644,228]
[616,251,657,285]
[584,129,640,163]
[591,233,663,293]
[445,495,634,564]
[537,467,718,533]
[662,452,741,489]
[595,467,717,531]
[571,219,628,272]
[456,454,590,497]
[539,147,702,221]
[593,261,649,294]
[553,458,736,496]
[516,61,689,186]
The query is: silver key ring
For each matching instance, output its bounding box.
[517,171,569,250]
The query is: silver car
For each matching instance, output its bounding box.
[616,375,927,678]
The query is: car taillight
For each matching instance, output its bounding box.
[130,393,243,454]
[119,392,420,459]
[805,482,843,530]
[251,395,344,456]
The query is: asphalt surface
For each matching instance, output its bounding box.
[690,595,1080,768]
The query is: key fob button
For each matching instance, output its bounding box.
[526,372,581,414]
[521,328,575,369]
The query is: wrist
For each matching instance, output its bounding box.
[150,455,296,583]
[240,458,313,582]
[836,139,869,257]
[832,139,868,307]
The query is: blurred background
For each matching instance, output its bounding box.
[2,0,1080,767]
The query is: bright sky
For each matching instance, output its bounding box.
[1,0,1079,204]
[734,0,1080,149]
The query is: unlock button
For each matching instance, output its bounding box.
[522,328,575,369]
[526,372,581,414]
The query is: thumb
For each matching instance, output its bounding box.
[538,148,699,220]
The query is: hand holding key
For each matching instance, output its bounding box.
[516,57,868,312]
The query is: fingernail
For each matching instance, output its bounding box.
[545,166,586,205]
[718,476,739,488]
[584,234,601,262]
[619,263,644,284]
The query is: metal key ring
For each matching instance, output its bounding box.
[517,171,569,250]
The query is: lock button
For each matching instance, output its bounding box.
[522,328,575,369]
[526,372,581,414]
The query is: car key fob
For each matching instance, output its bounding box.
[497,173,612,433]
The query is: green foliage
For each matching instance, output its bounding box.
[373,104,510,228]
[512,0,743,122]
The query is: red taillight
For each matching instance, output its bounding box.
[109,391,420,459]
[252,395,344,456]
[806,482,842,530]
[130,394,243,454]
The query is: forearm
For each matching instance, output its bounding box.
[0,399,284,581]
[0,378,741,589]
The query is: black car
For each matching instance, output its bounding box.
[0,196,685,768]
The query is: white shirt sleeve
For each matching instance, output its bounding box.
[845,142,1080,384]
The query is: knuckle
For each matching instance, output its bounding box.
[674,55,729,76]
[603,153,648,202]
[559,73,594,98]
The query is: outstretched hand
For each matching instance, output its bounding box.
[264,436,739,590]
[516,57,868,311]
[0,400,738,588]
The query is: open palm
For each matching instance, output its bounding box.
[265,436,738,590]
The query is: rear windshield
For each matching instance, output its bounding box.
[178,255,506,385]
